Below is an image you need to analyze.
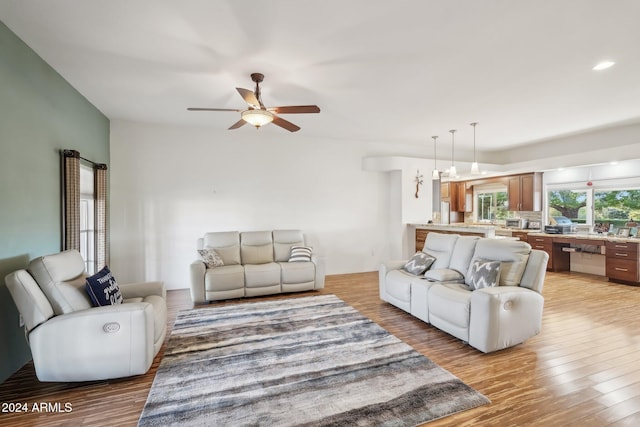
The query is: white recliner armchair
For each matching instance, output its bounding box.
[5,250,167,382]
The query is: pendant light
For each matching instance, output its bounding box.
[448,129,457,177]
[431,135,440,180]
[470,122,480,174]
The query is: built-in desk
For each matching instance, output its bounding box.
[525,233,640,285]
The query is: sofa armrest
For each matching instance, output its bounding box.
[378,260,408,300]
[28,303,156,382]
[190,260,206,304]
[469,286,544,353]
[311,255,326,289]
[120,281,166,300]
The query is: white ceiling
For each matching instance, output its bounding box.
[2,0,640,154]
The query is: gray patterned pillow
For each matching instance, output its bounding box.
[468,259,501,290]
[198,248,225,269]
[403,252,436,275]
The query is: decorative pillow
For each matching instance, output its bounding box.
[403,252,436,275]
[198,248,225,268]
[468,259,502,291]
[289,246,313,262]
[85,266,123,307]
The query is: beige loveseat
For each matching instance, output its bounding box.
[5,250,167,382]
[379,232,549,353]
[190,230,325,303]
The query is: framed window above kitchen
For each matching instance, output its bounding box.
[546,183,640,228]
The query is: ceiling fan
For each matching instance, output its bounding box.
[187,73,320,132]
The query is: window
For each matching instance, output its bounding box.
[547,189,590,224]
[61,149,108,272]
[80,164,96,274]
[475,184,509,222]
[546,186,640,227]
[594,190,640,228]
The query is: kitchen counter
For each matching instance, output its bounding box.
[411,223,497,238]
[526,232,640,244]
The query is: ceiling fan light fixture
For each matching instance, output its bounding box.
[242,109,274,127]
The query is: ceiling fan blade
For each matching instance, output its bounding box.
[187,107,242,112]
[269,105,321,114]
[272,116,301,132]
[228,119,247,130]
[236,88,261,109]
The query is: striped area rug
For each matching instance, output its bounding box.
[138,294,489,426]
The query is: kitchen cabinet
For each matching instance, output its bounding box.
[512,231,529,241]
[456,181,472,213]
[416,228,428,252]
[441,181,470,212]
[441,182,450,200]
[527,234,570,271]
[606,241,640,283]
[508,173,542,212]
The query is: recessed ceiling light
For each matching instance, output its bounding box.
[610,161,618,165]
[593,61,615,71]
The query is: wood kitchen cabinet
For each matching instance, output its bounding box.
[441,181,470,212]
[456,181,472,213]
[527,234,570,271]
[508,173,542,212]
[606,241,640,284]
[512,231,529,241]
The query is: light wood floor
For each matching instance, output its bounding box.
[2,271,640,426]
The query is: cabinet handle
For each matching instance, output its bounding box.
[615,245,629,248]
[534,245,545,249]
[615,267,629,272]
[534,238,544,242]
[615,253,629,257]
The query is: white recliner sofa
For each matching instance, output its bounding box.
[379,232,549,353]
[190,229,325,303]
[4,250,167,382]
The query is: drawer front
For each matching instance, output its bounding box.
[606,258,639,282]
[527,235,552,245]
[606,241,638,257]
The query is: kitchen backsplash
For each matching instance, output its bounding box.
[464,211,543,228]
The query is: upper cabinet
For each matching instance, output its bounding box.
[508,173,542,211]
[441,181,472,213]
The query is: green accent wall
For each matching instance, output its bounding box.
[0,21,110,382]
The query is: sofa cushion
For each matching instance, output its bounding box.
[28,250,92,315]
[203,231,241,265]
[471,239,531,286]
[280,261,315,284]
[467,259,501,290]
[428,283,472,341]
[198,248,224,268]
[85,266,123,306]
[423,233,459,269]
[273,230,305,262]
[448,236,480,279]
[403,252,436,275]
[424,268,465,283]
[241,231,274,264]
[244,262,281,288]
[384,269,415,303]
[205,265,245,292]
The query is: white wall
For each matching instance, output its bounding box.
[110,120,404,289]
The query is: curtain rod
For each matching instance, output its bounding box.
[62,149,107,169]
